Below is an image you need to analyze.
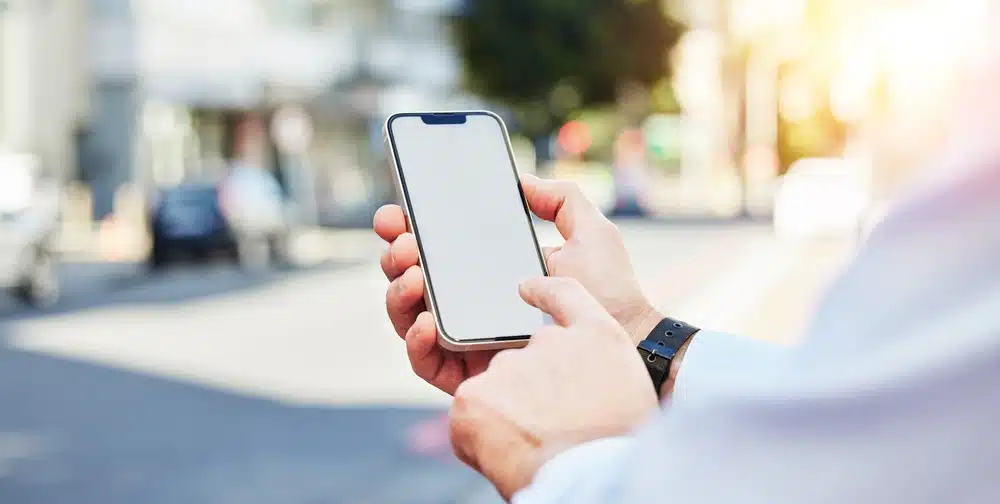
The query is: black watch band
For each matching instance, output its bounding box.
[637,317,699,392]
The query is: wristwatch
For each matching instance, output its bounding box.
[637,317,699,392]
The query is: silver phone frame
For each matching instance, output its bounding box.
[382,110,549,352]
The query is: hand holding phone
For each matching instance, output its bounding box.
[383,111,548,352]
[377,162,658,396]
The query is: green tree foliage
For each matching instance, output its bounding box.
[453,0,684,135]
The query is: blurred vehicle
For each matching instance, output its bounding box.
[0,151,61,307]
[148,184,235,268]
[773,158,870,239]
[148,168,292,270]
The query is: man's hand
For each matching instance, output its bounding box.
[373,174,659,394]
[449,277,658,500]
[373,203,496,396]
[519,174,660,342]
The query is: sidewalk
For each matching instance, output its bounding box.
[55,222,381,267]
[56,262,144,300]
[54,212,776,269]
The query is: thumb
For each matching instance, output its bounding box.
[519,276,605,327]
[519,173,606,239]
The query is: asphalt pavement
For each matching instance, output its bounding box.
[0,221,855,503]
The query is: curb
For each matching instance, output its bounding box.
[55,225,379,265]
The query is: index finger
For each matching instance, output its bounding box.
[518,276,607,327]
[373,204,408,243]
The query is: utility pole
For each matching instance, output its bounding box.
[719,1,751,217]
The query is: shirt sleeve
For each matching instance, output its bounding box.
[670,330,792,404]
[513,161,1000,504]
[512,437,635,504]
[513,331,788,504]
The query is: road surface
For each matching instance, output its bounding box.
[0,222,854,504]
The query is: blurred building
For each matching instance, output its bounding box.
[730,0,991,208]
[85,0,358,221]
[78,0,472,226]
[314,0,473,225]
[0,0,90,183]
[655,0,745,216]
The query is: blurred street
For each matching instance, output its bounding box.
[0,221,854,504]
[0,0,981,500]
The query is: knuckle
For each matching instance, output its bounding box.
[549,179,578,197]
[397,231,415,247]
[392,239,413,265]
[596,216,620,236]
[411,359,436,383]
[386,278,410,311]
[401,265,423,291]
[408,356,425,377]
[402,263,418,279]
[385,280,399,305]
[388,238,400,262]
[550,276,583,294]
[453,376,481,403]
[561,180,585,199]
[447,400,477,463]
[379,247,393,272]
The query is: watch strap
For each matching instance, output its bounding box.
[637,317,699,392]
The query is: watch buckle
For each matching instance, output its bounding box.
[638,339,678,360]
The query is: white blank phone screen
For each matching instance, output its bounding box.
[389,113,546,342]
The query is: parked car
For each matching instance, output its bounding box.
[148,168,292,270]
[0,151,60,307]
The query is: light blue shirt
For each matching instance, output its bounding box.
[514,159,1000,503]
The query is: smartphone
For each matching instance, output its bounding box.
[383,111,548,352]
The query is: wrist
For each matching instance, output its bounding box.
[480,436,574,501]
[617,301,662,345]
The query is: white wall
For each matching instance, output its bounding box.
[0,0,89,178]
[89,0,359,107]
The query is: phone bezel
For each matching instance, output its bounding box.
[383,111,549,352]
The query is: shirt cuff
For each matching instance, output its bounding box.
[512,436,634,504]
[672,330,789,403]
